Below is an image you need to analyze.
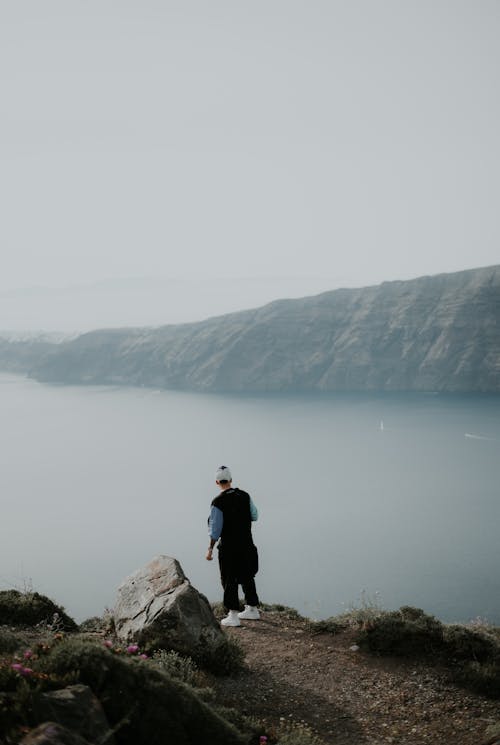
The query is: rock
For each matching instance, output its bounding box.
[33,685,114,744]
[20,722,90,745]
[113,555,224,660]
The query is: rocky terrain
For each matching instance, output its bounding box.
[1,558,500,744]
[1,265,499,393]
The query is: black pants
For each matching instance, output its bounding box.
[222,575,259,612]
[218,544,259,611]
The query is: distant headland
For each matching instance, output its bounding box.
[1,265,499,393]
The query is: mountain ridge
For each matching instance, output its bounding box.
[2,265,499,393]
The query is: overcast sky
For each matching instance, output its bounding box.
[1,0,499,298]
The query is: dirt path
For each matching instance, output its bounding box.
[212,611,499,745]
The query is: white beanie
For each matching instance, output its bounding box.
[215,465,232,482]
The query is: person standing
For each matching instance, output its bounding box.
[206,465,260,627]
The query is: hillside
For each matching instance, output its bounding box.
[2,605,499,745]
[3,265,500,393]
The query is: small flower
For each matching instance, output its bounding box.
[139,653,148,660]
[11,664,33,677]
[259,738,268,744]
[103,640,113,648]
[23,650,33,660]
[126,644,139,654]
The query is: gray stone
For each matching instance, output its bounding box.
[33,685,114,745]
[113,555,224,659]
[20,723,90,745]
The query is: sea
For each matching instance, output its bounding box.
[1,373,499,625]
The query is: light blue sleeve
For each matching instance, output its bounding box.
[208,506,223,540]
[249,498,258,522]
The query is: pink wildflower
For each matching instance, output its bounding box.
[11,663,33,677]
[103,640,113,649]
[23,650,33,660]
[139,653,148,659]
[126,644,139,654]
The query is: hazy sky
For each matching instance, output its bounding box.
[1,0,499,295]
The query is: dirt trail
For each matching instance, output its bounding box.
[213,611,499,745]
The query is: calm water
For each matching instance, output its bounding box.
[1,373,499,624]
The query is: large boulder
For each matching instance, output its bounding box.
[113,556,223,662]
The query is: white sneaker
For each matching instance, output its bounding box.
[221,610,241,627]
[238,605,260,620]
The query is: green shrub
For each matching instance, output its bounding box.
[443,624,499,663]
[141,628,245,677]
[356,607,444,657]
[0,644,73,740]
[197,635,246,676]
[0,591,77,631]
[0,629,22,654]
[0,674,36,739]
[38,638,248,745]
[151,650,199,687]
[356,606,500,699]
[306,617,346,635]
[78,616,109,633]
[453,660,500,698]
[259,604,304,620]
[334,590,384,629]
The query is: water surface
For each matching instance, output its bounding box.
[1,374,499,623]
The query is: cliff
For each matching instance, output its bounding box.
[0,337,59,374]
[4,265,500,393]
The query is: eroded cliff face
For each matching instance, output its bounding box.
[13,265,500,392]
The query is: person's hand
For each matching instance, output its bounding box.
[206,548,213,561]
